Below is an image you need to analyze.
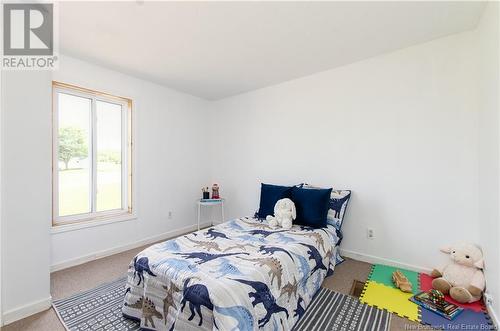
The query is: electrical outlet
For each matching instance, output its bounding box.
[367,228,374,239]
[168,211,173,219]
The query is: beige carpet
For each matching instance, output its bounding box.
[2,247,420,331]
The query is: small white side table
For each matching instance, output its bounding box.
[197,198,225,230]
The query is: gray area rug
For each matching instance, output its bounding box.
[53,276,140,331]
[293,287,391,331]
[53,277,390,331]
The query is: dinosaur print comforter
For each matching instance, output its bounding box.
[122,217,341,331]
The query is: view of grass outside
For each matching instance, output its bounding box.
[96,101,123,212]
[57,92,91,217]
[96,162,122,212]
[58,162,122,216]
[57,92,123,217]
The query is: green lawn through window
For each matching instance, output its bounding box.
[58,162,122,216]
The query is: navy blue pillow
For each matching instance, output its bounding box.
[292,186,332,228]
[258,184,292,218]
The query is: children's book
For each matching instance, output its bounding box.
[410,291,464,320]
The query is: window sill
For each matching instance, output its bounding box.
[51,213,137,234]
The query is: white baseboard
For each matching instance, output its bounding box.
[340,248,433,274]
[2,296,52,326]
[51,222,212,272]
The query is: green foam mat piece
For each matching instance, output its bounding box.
[368,264,420,294]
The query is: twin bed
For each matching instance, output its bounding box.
[122,216,343,331]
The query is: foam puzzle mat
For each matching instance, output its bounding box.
[420,306,493,330]
[368,264,420,294]
[360,280,420,322]
[359,264,494,329]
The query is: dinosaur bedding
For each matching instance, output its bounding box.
[122,217,341,330]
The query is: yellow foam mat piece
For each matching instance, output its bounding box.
[360,280,420,322]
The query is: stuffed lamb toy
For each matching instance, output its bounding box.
[431,242,485,303]
[266,198,296,230]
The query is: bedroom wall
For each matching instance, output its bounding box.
[210,30,480,273]
[50,55,211,269]
[477,1,500,323]
[1,70,52,323]
[1,55,211,323]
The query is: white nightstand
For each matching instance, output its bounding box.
[197,198,225,231]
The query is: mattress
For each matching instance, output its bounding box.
[122,217,341,330]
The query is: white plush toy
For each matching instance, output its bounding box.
[266,198,296,230]
[431,242,486,303]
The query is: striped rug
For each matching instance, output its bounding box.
[294,287,391,331]
[53,276,139,331]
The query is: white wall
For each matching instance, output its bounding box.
[1,70,52,322]
[1,55,211,323]
[477,1,500,322]
[211,30,480,272]
[51,55,211,268]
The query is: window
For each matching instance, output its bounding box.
[52,82,133,226]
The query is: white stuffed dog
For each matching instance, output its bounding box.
[431,242,486,303]
[266,198,296,230]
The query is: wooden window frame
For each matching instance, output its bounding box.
[52,81,133,226]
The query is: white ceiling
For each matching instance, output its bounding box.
[60,1,486,100]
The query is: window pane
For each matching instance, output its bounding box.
[96,100,122,211]
[58,93,91,216]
